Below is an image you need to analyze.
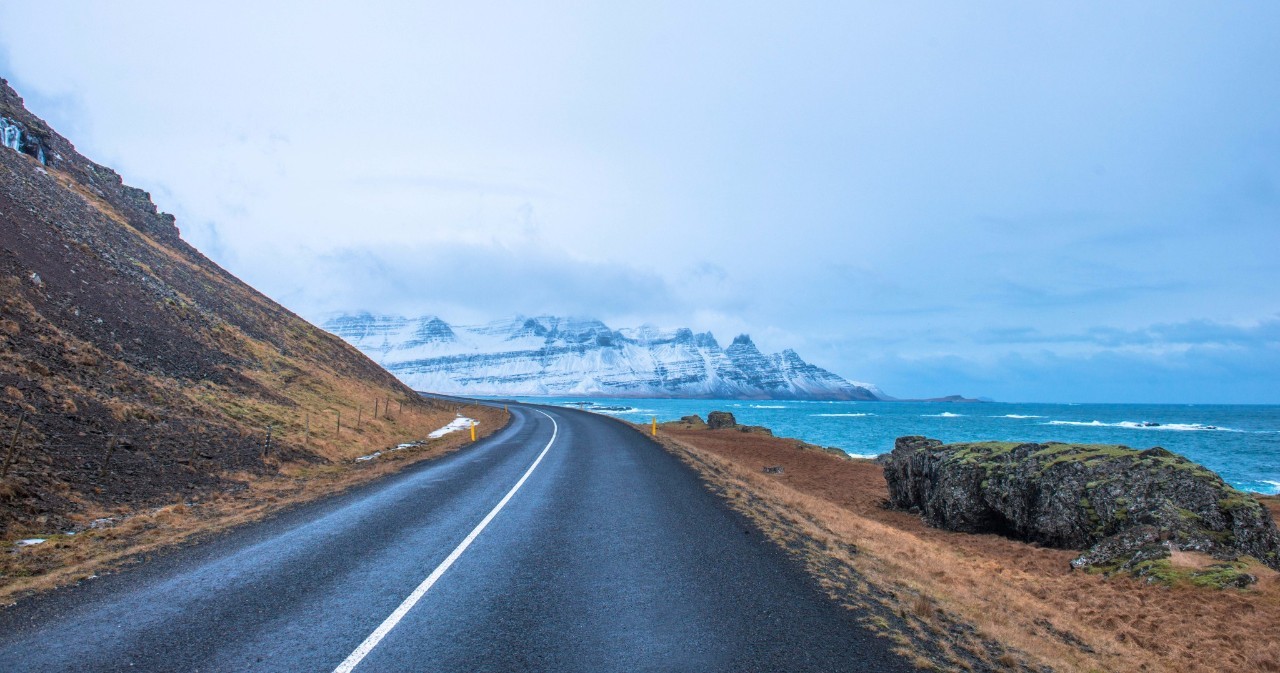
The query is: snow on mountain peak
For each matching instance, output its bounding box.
[323,314,883,401]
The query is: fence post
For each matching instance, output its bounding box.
[263,424,273,457]
[336,411,341,435]
[304,412,310,446]
[374,399,379,418]
[2,411,26,479]
[357,408,362,430]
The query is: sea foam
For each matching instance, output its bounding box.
[1044,420,1242,432]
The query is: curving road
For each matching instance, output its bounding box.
[0,402,911,672]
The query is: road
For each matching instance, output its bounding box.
[0,402,912,672]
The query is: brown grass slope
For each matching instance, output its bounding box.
[0,79,499,589]
[653,421,1280,673]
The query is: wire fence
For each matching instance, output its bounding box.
[0,396,430,483]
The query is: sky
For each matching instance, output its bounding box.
[2,1,1278,403]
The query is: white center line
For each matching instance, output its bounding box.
[332,408,559,673]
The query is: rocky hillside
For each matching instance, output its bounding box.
[0,79,443,536]
[884,437,1280,579]
[324,313,883,400]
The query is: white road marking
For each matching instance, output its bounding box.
[332,408,559,673]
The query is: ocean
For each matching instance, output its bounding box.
[507,398,1280,495]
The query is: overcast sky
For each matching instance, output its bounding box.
[3,2,1278,402]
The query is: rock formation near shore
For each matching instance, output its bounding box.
[706,411,738,430]
[884,437,1280,575]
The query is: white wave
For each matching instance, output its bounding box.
[995,414,1043,419]
[812,413,875,417]
[1247,480,1280,495]
[923,412,964,418]
[750,405,787,409]
[594,407,646,415]
[1044,420,1242,432]
[845,452,881,460]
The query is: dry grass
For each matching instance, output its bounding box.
[1,401,506,606]
[649,424,1280,673]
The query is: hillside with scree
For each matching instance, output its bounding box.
[0,78,455,538]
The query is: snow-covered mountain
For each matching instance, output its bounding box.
[322,314,884,400]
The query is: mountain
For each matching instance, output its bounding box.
[324,314,884,400]
[0,79,447,535]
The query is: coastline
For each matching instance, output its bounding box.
[524,397,1280,495]
[628,412,1280,673]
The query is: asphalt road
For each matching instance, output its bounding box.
[0,402,912,672]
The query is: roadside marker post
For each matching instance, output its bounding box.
[652,416,657,436]
[470,421,476,442]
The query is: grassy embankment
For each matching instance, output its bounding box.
[639,417,1280,673]
[1,394,507,606]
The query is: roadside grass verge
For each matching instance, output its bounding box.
[1,401,506,606]
[641,422,1280,673]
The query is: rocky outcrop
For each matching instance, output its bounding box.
[678,414,708,428]
[707,411,737,429]
[884,437,1280,573]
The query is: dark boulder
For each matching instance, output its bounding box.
[678,414,707,427]
[706,411,737,430]
[883,436,1280,573]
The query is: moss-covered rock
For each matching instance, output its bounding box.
[706,411,737,430]
[884,436,1280,575]
[677,414,707,428]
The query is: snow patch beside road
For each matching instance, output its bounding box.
[429,417,476,439]
[355,417,478,462]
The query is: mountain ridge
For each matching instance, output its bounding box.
[325,312,885,400]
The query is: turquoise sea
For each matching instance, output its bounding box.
[508,398,1280,495]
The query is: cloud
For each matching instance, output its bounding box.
[283,241,677,325]
[345,172,545,199]
[4,3,1280,403]
[972,317,1280,351]
[857,317,1280,403]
